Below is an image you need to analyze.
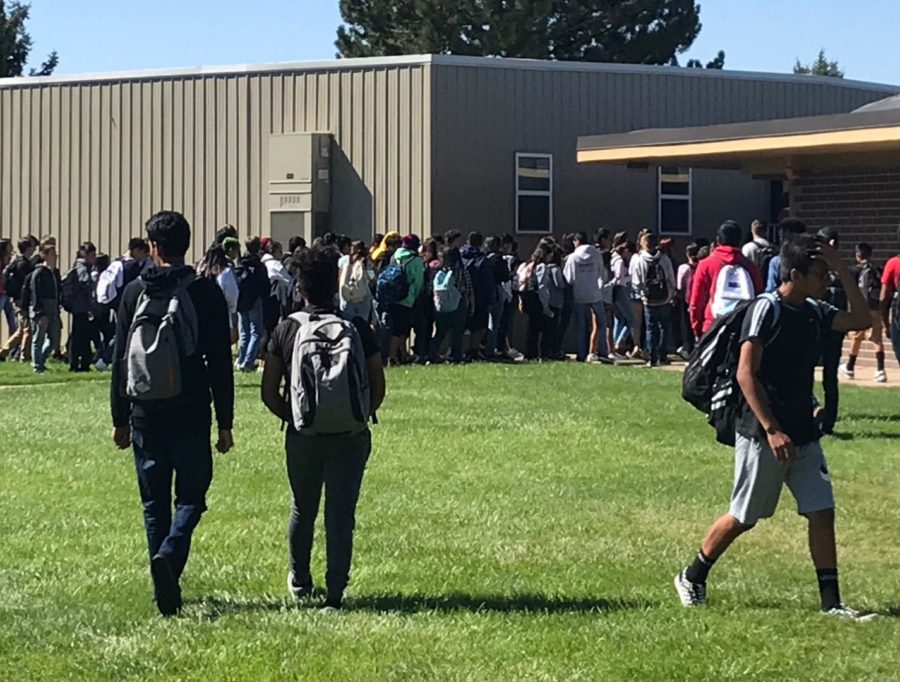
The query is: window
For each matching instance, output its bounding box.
[658,167,692,235]
[516,153,553,233]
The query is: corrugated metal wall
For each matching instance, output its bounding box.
[0,64,430,266]
[429,63,896,248]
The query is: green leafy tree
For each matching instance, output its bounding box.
[0,1,58,77]
[336,0,708,65]
[793,49,843,78]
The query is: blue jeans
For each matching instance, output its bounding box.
[237,298,264,370]
[574,301,608,361]
[485,296,506,356]
[644,304,673,364]
[611,286,635,349]
[342,297,373,324]
[133,426,213,580]
[30,310,60,372]
[0,294,16,334]
[431,301,468,363]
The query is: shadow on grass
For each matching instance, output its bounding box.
[827,431,900,441]
[844,413,900,423]
[188,592,651,621]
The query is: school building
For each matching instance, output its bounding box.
[1,54,897,272]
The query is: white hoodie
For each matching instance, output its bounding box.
[563,244,607,304]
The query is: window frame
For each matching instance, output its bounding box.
[657,167,693,236]
[515,152,554,234]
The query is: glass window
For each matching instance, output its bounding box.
[658,167,692,235]
[516,153,552,233]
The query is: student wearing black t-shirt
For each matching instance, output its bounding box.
[675,236,876,621]
[261,245,385,611]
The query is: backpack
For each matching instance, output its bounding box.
[857,262,882,309]
[682,293,780,447]
[235,257,268,311]
[516,261,536,293]
[2,256,32,301]
[341,260,369,305]
[433,268,461,313]
[644,259,669,304]
[755,243,777,282]
[125,275,199,403]
[710,263,755,319]
[463,252,493,308]
[376,260,410,306]
[60,267,83,313]
[289,311,371,436]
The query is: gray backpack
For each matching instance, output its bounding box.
[125,275,199,402]
[289,311,371,436]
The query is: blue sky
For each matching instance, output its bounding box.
[25,0,900,85]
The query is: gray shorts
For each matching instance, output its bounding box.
[729,434,835,526]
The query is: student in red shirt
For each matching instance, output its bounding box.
[880,228,900,366]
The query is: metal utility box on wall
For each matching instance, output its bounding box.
[267,133,332,247]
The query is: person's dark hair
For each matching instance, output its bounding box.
[611,231,628,250]
[40,244,56,259]
[530,245,547,264]
[444,229,462,246]
[17,238,33,253]
[349,240,368,263]
[77,241,97,259]
[245,236,262,255]
[538,236,555,247]
[336,234,352,252]
[547,244,563,266]
[288,235,307,253]
[215,225,237,245]
[698,245,711,260]
[198,244,229,279]
[385,233,403,250]
[779,234,822,283]
[128,237,149,253]
[500,233,515,246]
[816,226,839,247]
[484,235,500,253]
[145,211,191,258]
[694,237,711,250]
[855,242,873,260]
[640,230,659,250]
[95,253,111,272]
[686,243,700,260]
[320,232,337,247]
[560,233,575,255]
[433,234,445,246]
[573,231,589,245]
[26,234,39,248]
[594,228,611,245]
[290,245,340,304]
[777,218,806,244]
[716,220,743,247]
[441,246,461,269]
[421,238,440,263]
[467,231,484,248]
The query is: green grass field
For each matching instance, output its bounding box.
[1,360,898,681]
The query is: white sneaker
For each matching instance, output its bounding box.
[838,363,855,379]
[94,359,108,372]
[674,569,706,607]
[586,353,601,363]
[874,370,887,383]
[822,604,878,622]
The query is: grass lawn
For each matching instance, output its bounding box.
[1,363,898,681]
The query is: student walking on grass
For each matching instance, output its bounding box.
[111,211,234,617]
[262,245,385,610]
[675,236,876,621]
[840,242,887,382]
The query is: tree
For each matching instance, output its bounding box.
[336,0,708,66]
[0,1,58,77]
[793,49,843,78]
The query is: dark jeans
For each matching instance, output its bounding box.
[69,312,93,371]
[432,301,468,362]
[497,299,515,352]
[821,330,844,433]
[892,322,900,367]
[133,426,213,580]
[412,296,433,359]
[644,304,673,364]
[286,429,371,599]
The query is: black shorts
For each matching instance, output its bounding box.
[467,308,489,332]
[384,303,413,338]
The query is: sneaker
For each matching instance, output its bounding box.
[674,569,706,607]
[150,554,181,617]
[94,359,108,372]
[822,604,878,622]
[838,363,855,380]
[609,353,626,362]
[586,353,601,363]
[874,370,887,383]
[321,594,343,611]
[287,571,314,600]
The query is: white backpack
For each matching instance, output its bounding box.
[289,311,371,436]
[125,276,199,402]
[711,264,755,319]
[340,260,370,305]
[433,269,461,313]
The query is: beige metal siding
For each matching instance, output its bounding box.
[429,64,896,247]
[0,64,430,266]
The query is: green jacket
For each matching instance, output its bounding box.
[392,248,424,308]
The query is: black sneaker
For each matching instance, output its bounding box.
[287,571,314,600]
[321,593,343,611]
[150,554,181,617]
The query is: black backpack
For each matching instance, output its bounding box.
[755,241,777,282]
[2,256,33,301]
[857,262,882,309]
[645,260,669,304]
[682,293,780,446]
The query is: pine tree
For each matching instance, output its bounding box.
[0,1,58,77]
[793,49,843,78]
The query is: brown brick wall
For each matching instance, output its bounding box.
[792,170,900,265]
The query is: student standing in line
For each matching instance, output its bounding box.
[563,231,610,363]
[111,211,234,617]
[62,242,98,373]
[235,236,271,372]
[676,243,700,356]
[674,236,875,621]
[261,245,385,611]
[27,246,60,374]
[630,231,676,367]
